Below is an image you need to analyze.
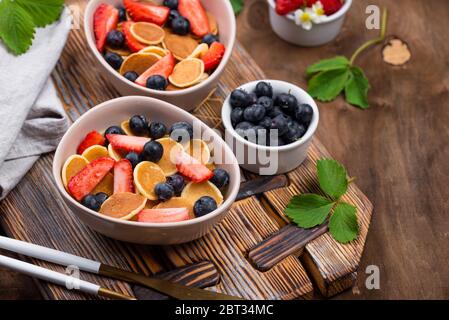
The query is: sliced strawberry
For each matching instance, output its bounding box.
[106,134,150,153]
[94,3,119,52]
[68,157,115,201]
[178,0,210,37]
[137,208,190,223]
[122,21,147,52]
[306,0,319,6]
[320,0,343,15]
[123,0,170,26]
[275,0,305,15]
[135,53,175,86]
[114,159,134,194]
[77,131,106,154]
[176,152,213,183]
[201,42,225,72]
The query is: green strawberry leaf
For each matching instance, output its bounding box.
[308,68,351,102]
[317,159,348,199]
[15,0,64,28]
[345,66,370,109]
[285,194,334,228]
[230,0,244,15]
[329,202,359,243]
[306,56,349,77]
[0,0,35,55]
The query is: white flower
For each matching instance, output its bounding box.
[294,8,316,30]
[311,1,326,23]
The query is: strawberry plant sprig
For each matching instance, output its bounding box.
[0,0,64,55]
[306,7,388,109]
[284,159,359,244]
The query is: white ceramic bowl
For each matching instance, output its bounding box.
[53,96,240,244]
[222,80,319,175]
[267,0,352,46]
[84,0,236,111]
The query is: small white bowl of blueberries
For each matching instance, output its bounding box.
[222,80,319,175]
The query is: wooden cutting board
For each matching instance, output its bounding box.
[0,1,373,299]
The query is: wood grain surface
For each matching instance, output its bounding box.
[2,0,445,300]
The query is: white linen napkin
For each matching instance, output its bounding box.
[0,8,72,200]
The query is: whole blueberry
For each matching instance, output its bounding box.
[171,16,190,35]
[268,135,286,147]
[105,125,125,136]
[95,192,109,206]
[125,152,141,168]
[235,121,254,138]
[106,30,125,48]
[166,174,185,195]
[210,168,230,189]
[283,121,306,143]
[170,122,193,142]
[104,52,123,70]
[259,116,272,129]
[141,140,164,163]
[163,0,178,10]
[294,103,314,125]
[129,115,148,136]
[257,96,274,113]
[230,89,251,108]
[202,33,219,47]
[270,114,289,136]
[81,195,101,212]
[118,7,127,22]
[123,71,138,82]
[146,75,168,91]
[230,107,244,127]
[194,196,218,217]
[275,93,298,114]
[243,104,266,123]
[155,183,175,201]
[268,105,283,118]
[255,81,273,98]
[168,10,181,26]
[148,122,167,140]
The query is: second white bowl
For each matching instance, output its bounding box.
[222,80,319,175]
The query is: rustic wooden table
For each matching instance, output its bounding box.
[1,0,448,300]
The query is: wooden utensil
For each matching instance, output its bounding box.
[0,236,242,300]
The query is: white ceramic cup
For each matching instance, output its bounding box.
[222,80,319,175]
[53,96,241,245]
[84,0,236,111]
[267,0,352,47]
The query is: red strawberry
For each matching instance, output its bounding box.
[275,0,305,15]
[137,208,190,223]
[122,21,147,52]
[123,0,170,26]
[113,159,134,194]
[106,134,150,153]
[321,0,343,15]
[77,131,106,154]
[68,157,115,201]
[306,0,318,6]
[135,53,175,86]
[178,0,210,37]
[176,152,213,183]
[94,3,119,52]
[201,42,225,72]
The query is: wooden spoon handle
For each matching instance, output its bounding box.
[248,223,328,271]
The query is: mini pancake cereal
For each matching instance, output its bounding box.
[130,22,165,45]
[82,145,109,162]
[94,0,226,91]
[62,115,231,223]
[168,58,204,88]
[99,192,147,220]
[119,52,161,75]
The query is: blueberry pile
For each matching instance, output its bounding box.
[229,82,314,146]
